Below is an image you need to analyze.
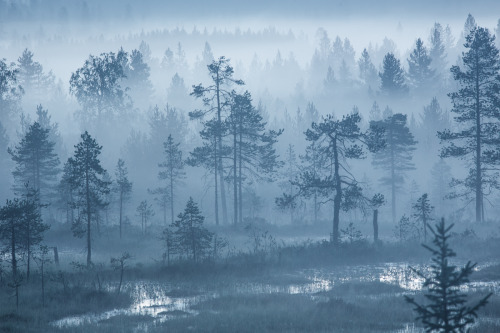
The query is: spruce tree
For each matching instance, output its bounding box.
[379,53,408,96]
[405,219,491,332]
[8,121,60,206]
[172,197,213,262]
[412,193,434,242]
[407,38,434,90]
[438,27,500,223]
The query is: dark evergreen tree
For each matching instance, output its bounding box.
[190,56,244,225]
[407,38,434,90]
[372,112,417,224]
[438,27,500,223]
[405,219,491,332]
[8,121,60,206]
[114,159,132,239]
[379,53,408,96]
[67,132,110,266]
[158,135,185,225]
[171,197,213,262]
[412,193,434,242]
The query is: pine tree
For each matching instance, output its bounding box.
[190,56,244,225]
[67,131,110,266]
[171,197,213,262]
[412,193,434,242]
[379,53,408,96]
[158,135,185,225]
[227,91,282,225]
[405,219,491,332]
[438,27,500,223]
[278,111,384,245]
[372,112,417,224]
[407,38,434,90]
[8,121,60,206]
[114,159,132,239]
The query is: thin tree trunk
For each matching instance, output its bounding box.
[390,130,396,225]
[215,74,228,225]
[86,163,92,267]
[239,127,243,225]
[233,129,238,225]
[373,209,379,243]
[170,169,175,225]
[333,139,341,247]
[41,260,45,307]
[11,218,17,277]
[475,53,482,223]
[214,139,219,225]
[119,191,123,239]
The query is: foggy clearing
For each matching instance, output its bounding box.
[0,1,500,332]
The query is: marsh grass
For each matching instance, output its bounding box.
[155,292,416,333]
[0,270,132,333]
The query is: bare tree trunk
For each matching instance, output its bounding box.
[332,140,341,247]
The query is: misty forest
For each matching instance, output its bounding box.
[1,1,500,332]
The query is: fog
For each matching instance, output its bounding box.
[1,1,500,332]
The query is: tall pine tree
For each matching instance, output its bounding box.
[438,27,500,223]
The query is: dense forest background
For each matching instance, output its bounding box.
[1,1,500,243]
